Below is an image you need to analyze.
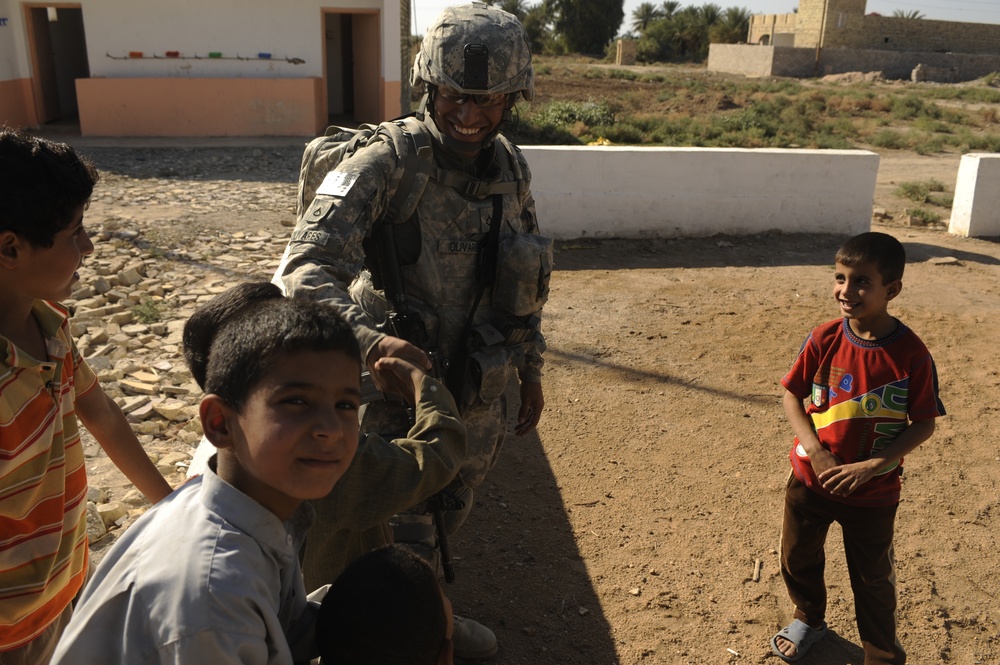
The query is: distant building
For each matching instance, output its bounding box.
[710,0,1000,81]
[0,0,412,136]
[748,0,1000,53]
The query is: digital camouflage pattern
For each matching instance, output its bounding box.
[411,1,534,101]
[277,4,546,585]
[276,115,546,491]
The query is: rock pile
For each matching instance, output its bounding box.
[67,144,301,547]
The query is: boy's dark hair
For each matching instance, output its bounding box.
[182,281,361,410]
[317,545,448,665]
[0,126,99,248]
[835,231,906,284]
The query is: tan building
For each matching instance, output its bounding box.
[0,0,413,137]
[748,0,1000,54]
[711,0,1000,81]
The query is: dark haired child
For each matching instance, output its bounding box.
[316,544,454,665]
[50,282,464,664]
[184,284,471,588]
[0,127,172,664]
[772,232,945,664]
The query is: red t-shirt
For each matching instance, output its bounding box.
[782,318,945,507]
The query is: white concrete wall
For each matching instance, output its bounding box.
[49,0,399,82]
[0,0,31,81]
[949,154,1000,237]
[519,146,879,239]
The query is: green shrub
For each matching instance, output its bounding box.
[511,120,583,145]
[896,179,949,204]
[871,129,906,149]
[591,123,646,144]
[889,95,922,119]
[606,68,638,81]
[905,207,941,224]
[530,100,616,127]
[133,301,164,324]
[911,135,944,155]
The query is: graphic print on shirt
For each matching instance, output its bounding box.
[805,376,910,474]
[810,364,851,406]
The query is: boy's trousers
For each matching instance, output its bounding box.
[780,473,906,665]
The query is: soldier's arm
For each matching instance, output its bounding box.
[518,166,546,383]
[276,141,398,359]
[319,371,467,531]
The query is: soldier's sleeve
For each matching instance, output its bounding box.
[316,374,467,531]
[517,150,540,235]
[276,141,399,360]
[517,154,546,383]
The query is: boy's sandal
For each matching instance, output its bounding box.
[770,619,828,662]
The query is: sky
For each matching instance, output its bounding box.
[410,0,1000,37]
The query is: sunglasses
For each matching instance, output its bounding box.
[435,86,510,108]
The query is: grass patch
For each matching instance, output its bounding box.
[905,207,942,224]
[895,179,947,203]
[524,59,1000,151]
[529,100,616,128]
[133,301,165,324]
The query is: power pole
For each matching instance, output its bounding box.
[814,0,829,76]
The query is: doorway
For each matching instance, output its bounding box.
[324,10,381,126]
[25,5,90,125]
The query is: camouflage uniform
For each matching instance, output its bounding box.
[276,2,550,577]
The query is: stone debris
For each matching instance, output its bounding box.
[912,63,959,84]
[821,71,884,84]
[86,502,107,543]
[64,144,300,540]
[97,502,129,529]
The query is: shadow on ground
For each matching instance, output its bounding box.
[444,385,617,664]
[554,234,1000,272]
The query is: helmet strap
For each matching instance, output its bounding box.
[415,93,429,122]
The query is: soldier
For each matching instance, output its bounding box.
[277,2,551,659]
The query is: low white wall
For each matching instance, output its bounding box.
[519,146,879,239]
[949,154,1000,237]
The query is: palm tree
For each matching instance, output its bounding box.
[710,6,752,44]
[631,2,664,33]
[498,0,528,20]
[892,9,925,19]
[521,2,552,53]
[699,3,723,27]
[672,8,708,58]
[661,1,681,18]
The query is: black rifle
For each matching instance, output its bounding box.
[371,221,461,582]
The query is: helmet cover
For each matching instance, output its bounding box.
[411,2,534,102]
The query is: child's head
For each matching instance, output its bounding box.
[317,545,454,665]
[183,282,364,518]
[833,232,904,334]
[183,280,362,409]
[835,231,905,285]
[0,127,99,248]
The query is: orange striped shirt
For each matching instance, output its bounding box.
[0,300,97,651]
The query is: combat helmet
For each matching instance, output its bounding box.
[411,2,534,102]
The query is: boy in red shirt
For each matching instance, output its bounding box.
[773,232,945,664]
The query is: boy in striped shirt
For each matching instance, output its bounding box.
[0,128,172,664]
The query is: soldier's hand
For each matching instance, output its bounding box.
[367,336,431,399]
[371,357,425,406]
[515,381,544,436]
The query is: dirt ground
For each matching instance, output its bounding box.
[55,106,998,661]
[458,217,1000,665]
